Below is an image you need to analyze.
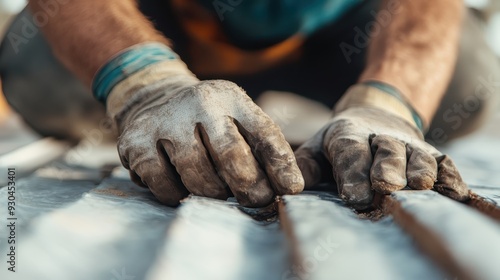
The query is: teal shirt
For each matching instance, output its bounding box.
[198,0,363,48]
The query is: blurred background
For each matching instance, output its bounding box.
[0,0,26,118]
[0,0,32,155]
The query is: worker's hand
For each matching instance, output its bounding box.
[294,84,470,209]
[107,62,303,207]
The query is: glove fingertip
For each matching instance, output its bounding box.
[371,179,406,194]
[275,171,305,195]
[407,174,435,190]
[339,181,374,209]
[434,183,471,201]
[435,154,471,201]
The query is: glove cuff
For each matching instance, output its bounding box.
[95,43,198,122]
[106,60,198,121]
[92,42,194,103]
[335,82,426,132]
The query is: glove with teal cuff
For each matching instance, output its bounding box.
[294,82,470,209]
[93,43,304,207]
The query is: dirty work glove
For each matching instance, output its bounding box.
[294,82,470,209]
[92,43,303,207]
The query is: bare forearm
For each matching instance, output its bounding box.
[28,0,169,86]
[359,0,464,125]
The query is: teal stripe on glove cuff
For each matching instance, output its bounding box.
[92,43,178,103]
[362,80,425,133]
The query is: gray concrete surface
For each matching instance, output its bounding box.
[0,109,498,280]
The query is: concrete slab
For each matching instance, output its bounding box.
[0,176,95,237]
[0,138,71,185]
[146,196,288,280]
[384,191,500,280]
[279,192,445,280]
[0,177,176,280]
